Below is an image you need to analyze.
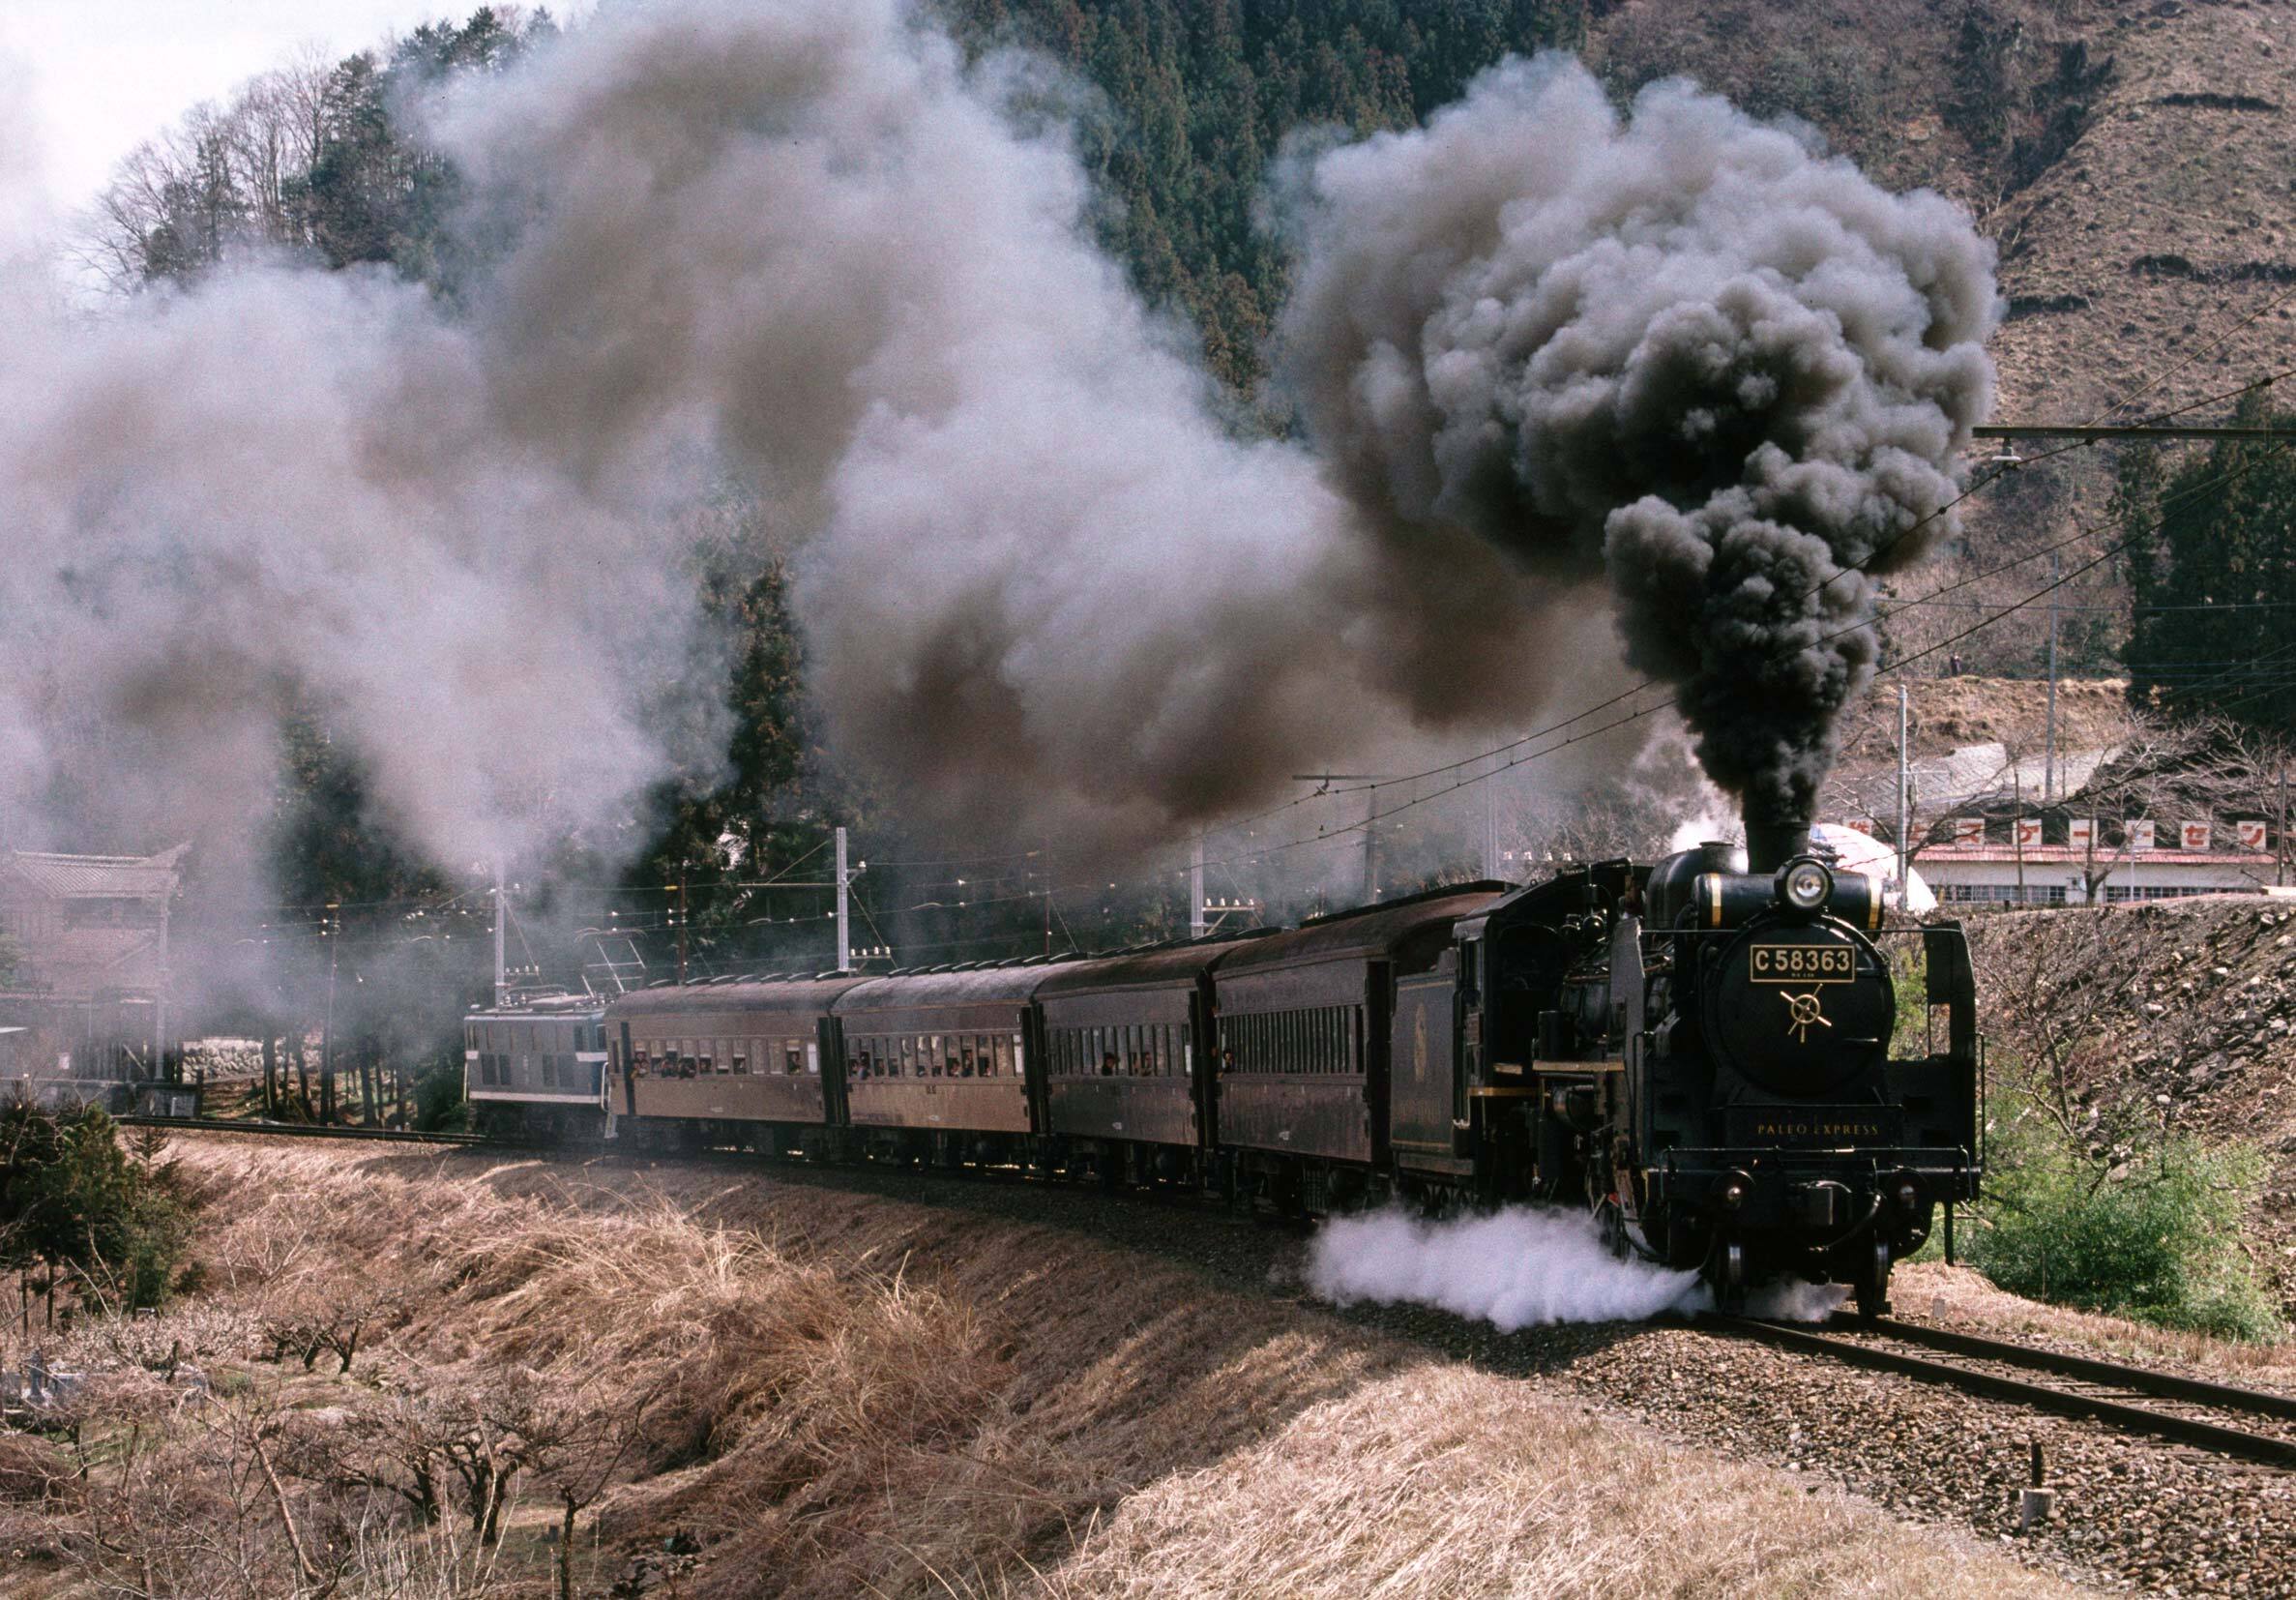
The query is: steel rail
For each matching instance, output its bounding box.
[117,1115,486,1147]
[1702,1314,2296,1470]
[1869,1317,2296,1424]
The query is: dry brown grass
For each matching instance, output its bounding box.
[27,1136,2098,1598]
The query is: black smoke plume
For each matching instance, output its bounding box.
[1276,58,1997,823]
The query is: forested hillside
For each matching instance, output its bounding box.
[81,0,2296,988]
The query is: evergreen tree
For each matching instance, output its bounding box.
[2121,397,2296,734]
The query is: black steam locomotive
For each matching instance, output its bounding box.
[469,819,1981,1315]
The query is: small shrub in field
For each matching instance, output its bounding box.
[1968,1099,2283,1341]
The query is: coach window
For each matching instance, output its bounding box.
[695,1051,714,1075]
[779,1039,796,1074]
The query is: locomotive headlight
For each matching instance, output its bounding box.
[1780,859,1833,913]
[1891,1172,1923,1213]
[1718,1170,1754,1211]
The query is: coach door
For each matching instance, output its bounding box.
[1389,952,1467,1174]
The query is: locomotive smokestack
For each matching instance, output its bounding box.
[1743,817,1812,875]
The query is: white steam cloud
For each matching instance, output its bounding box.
[1308,1206,1702,1328]
[1308,1205,1852,1327]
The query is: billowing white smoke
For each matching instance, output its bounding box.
[0,0,1999,921]
[1308,1206,1702,1328]
[432,0,1416,853]
[1308,1205,1852,1326]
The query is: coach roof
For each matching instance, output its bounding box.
[605,973,870,1020]
[1034,929,1280,997]
[1213,883,1505,974]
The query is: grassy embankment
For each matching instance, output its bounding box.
[0,1136,2094,1599]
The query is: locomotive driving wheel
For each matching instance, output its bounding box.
[1853,1237,1892,1320]
[1714,1239,1747,1315]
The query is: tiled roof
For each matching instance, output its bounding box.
[2,844,187,903]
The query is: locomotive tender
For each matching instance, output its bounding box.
[475,821,1981,1313]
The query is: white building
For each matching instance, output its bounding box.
[1912,841,2276,905]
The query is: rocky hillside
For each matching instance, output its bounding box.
[1590,0,2296,424]
[1836,674,2134,769]
[1983,0,2296,422]
[1961,897,2296,1303]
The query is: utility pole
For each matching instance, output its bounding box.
[1042,843,1053,957]
[1897,681,1911,899]
[2045,549,2061,803]
[675,871,688,985]
[2014,768,2027,901]
[835,826,851,971]
[2280,759,2288,888]
[1190,835,1206,938]
[1485,770,1501,881]
[1365,785,1381,904]
[321,904,340,1125]
[491,860,507,1009]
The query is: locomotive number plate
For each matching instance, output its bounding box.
[1749,943,1853,984]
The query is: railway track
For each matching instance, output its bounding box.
[1705,1312,2296,1470]
[118,1115,486,1147]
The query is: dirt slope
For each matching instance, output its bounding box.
[1986,0,2296,421]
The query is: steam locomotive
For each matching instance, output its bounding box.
[466,819,1982,1315]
